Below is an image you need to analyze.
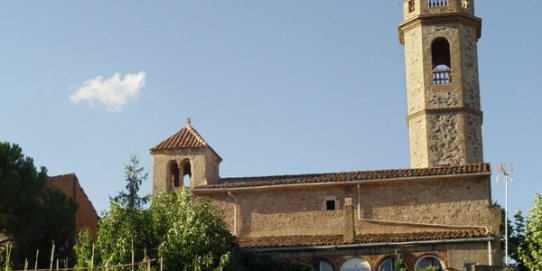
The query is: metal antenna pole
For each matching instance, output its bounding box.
[497,163,513,266]
[505,173,508,266]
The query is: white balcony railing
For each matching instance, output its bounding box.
[427,0,450,8]
[433,69,452,84]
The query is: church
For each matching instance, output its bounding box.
[149,0,502,270]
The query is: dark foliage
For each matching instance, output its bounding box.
[238,250,313,271]
[0,142,77,268]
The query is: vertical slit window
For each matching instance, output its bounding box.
[408,0,415,12]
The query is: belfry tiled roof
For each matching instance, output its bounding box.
[195,163,490,189]
[238,228,491,249]
[150,121,222,160]
[151,125,207,150]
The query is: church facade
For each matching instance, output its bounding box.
[150,1,502,270]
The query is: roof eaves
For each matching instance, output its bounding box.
[193,164,490,191]
[245,236,494,251]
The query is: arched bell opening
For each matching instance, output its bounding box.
[431,38,452,84]
[180,159,192,188]
[167,160,180,188]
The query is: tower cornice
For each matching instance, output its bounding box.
[407,108,483,122]
[399,13,482,44]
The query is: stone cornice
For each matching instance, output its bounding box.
[407,107,483,121]
[398,12,482,44]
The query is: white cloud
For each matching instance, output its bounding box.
[69,71,146,112]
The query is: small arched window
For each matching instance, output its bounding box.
[378,258,394,271]
[313,260,334,271]
[168,160,180,188]
[180,159,192,187]
[415,255,444,271]
[340,258,371,271]
[431,38,452,84]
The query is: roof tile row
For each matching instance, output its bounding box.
[197,163,490,189]
[238,228,490,248]
[151,125,208,151]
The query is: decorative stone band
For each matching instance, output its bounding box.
[406,107,483,121]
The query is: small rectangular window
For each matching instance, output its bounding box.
[326,199,336,210]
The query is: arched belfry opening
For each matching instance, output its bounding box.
[180,159,192,187]
[431,38,452,84]
[168,160,180,188]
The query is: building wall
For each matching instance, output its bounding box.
[48,174,99,238]
[196,173,501,269]
[199,175,498,239]
[152,148,220,193]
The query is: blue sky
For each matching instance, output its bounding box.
[1,1,541,217]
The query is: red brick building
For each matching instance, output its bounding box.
[48,173,98,238]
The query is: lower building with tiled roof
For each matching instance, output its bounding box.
[148,1,503,270]
[150,121,502,271]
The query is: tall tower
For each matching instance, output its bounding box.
[399,0,484,168]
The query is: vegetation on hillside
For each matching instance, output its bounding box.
[0,142,77,269]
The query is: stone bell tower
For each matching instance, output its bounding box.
[150,119,221,193]
[399,0,484,168]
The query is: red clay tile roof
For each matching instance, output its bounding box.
[238,228,491,249]
[195,163,490,189]
[151,125,207,150]
[150,124,222,160]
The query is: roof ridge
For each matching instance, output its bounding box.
[48,172,77,179]
[186,125,209,147]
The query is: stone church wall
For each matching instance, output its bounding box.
[199,174,498,238]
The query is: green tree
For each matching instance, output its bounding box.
[84,154,155,267]
[519,193,542,270]
[509,210,527,271]
[16,188,77,266]
[113,154,149,210]
[73,230,93,270]
[0,143,47,245]
[0,142,77,268]
[76,155,238,271]
[95,201,154,267]
[153,191,236,271]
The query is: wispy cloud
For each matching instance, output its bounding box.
[69,72,146,112]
